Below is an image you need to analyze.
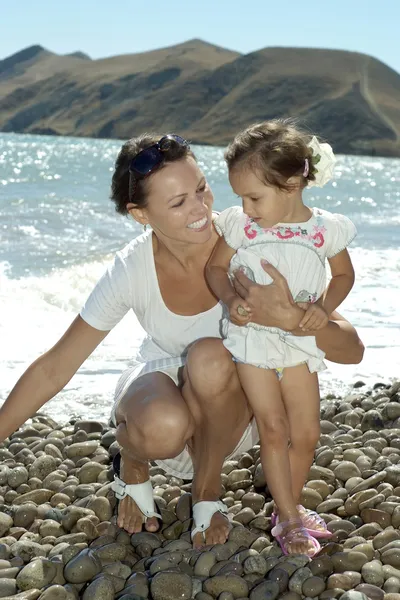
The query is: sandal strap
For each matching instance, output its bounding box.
[298,505,328,528]
[271,518,320,556]
[191,500,229,540]
[111,475,161,521]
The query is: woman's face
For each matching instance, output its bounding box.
[129,157,214,244]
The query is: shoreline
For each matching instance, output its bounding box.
[0,380,400,599]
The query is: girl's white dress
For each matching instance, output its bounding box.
[215,206,357,374]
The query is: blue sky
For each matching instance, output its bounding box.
[2,0,399,74]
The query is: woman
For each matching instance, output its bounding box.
[0,133,364,549]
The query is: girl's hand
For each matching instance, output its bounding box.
[299,304,329,331]
[227,296,252,326]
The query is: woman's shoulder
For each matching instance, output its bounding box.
[116,230,152,265]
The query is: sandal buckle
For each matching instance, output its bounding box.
[111,476,127,500]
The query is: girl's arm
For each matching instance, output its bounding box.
[299,249,355,331]
[323,249,355,315]
[206,236,237,305]
[0,316,109,442]
[206,237,252,323]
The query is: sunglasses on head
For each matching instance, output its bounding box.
[128,134,189,202]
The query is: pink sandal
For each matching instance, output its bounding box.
[297,505,332,539]
[272,506,331,539]
[271,517,320,557]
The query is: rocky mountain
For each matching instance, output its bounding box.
[1,39,399,157]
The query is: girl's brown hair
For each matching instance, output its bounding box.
[225,119,317,191]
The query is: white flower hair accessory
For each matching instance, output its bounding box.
[306,136,336,188]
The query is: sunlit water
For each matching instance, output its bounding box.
[1,133,399,422]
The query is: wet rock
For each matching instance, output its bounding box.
[81,576,114,600]
[302,575,326,597]
[63,550,101,584]
[150,571,192,600]
[0,516,12,538]
[16,558,57,591]
[10,541,46,563]
[250,580,280,600]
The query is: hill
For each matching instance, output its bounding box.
[0,40,399,157]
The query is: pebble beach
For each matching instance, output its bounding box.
[0,380,400,600]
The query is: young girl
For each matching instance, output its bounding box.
[207,119,356,557]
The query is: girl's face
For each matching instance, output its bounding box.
[229,166,300,228]
[128,157,214,245]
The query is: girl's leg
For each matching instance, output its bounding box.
[280,364,321,504]
[236,363,317,555]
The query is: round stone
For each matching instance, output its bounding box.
[334,461,362,481]
[82,576,114,600]
[29,456,58,480]
[0,513,13,537]
[151,571,192,600]
[194,552,217,577]
[0,578,17,597]
[302,576,326,597]
[244,555,267,576]
[250,580,280,600]
[16,558,57,591]
[63,549,102,584]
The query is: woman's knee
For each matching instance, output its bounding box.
[186,338,238,396]
[118,395,194,459]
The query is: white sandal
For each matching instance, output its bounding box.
[111,452,161,522]
[191,500,230,541]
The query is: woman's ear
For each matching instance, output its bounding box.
[127,204,148,227]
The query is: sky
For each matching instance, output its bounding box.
[1,0,400,74]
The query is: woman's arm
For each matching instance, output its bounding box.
[0,316,109,442]
[293,311,364,364]
[232,263,364,365]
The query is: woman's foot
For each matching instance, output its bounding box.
[116,453,159,534]
[191,500,230,549]
[271,517,320,557]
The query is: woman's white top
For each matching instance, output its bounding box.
[80,231,223,376]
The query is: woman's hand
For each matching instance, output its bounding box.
[231,261,304,331]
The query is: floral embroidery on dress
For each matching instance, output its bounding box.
[244,221,257,239]
[243,212,327,249]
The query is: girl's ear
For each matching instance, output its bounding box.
[286,176,302,193]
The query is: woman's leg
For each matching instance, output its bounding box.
[281,365,321,504]
[182,339,253,548]
[114,372,195,534]
[115,339,254,543]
